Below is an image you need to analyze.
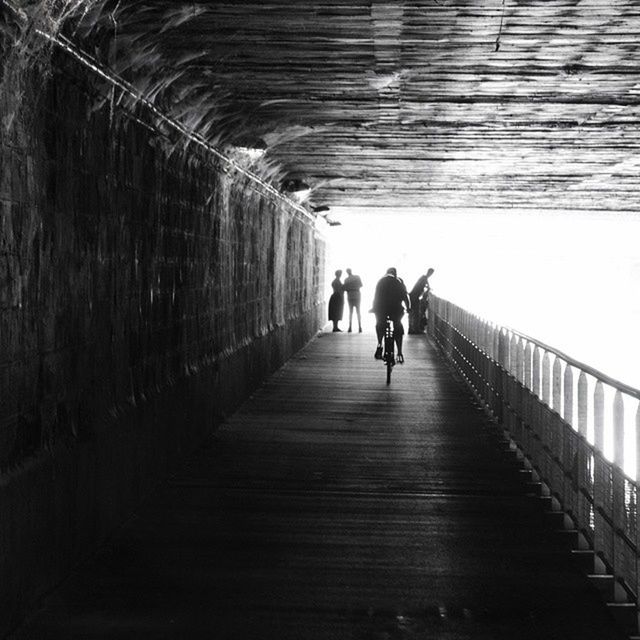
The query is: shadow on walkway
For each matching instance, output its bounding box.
[12,332,626,639]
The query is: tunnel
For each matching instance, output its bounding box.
[2,1,640,638]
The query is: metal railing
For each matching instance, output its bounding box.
[429,295,640,616]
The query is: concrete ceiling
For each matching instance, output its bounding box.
[69,1,640,213]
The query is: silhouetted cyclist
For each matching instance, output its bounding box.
[371,267,410,363]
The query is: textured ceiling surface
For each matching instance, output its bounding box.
[62,1,640,213]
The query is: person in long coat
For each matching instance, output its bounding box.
[328,269,345,332]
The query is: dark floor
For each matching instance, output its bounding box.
[12,330,626,639]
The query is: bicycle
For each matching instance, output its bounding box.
[383,316,395,385]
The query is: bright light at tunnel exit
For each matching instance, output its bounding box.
[324,207,640,474]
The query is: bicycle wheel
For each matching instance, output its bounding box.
[384,319,394,385]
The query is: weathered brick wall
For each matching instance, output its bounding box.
[0,48,324,635]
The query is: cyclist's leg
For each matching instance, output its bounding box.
[374,315,385,358]
[393,317,405,361]
[375,317,385,344]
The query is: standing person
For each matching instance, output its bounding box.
[328,269,345,332]
[371,267,410,363]
[408,267,435,334]
[343,268,363,333]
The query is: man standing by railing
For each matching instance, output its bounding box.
[408,267,434,334]
[372,267,410,363]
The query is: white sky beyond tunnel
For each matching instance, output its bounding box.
[325,208,640,391]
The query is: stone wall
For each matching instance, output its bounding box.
[0,46,324,636]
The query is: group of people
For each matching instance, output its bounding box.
[328,268,364,333]
[328,266,435,363]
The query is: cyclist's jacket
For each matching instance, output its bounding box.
[372,274,409,319]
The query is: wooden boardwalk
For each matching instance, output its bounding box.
[14,331,626,639]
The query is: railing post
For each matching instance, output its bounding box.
[594,380,605,453]
[516,338,525,384]
[510,333,518,377]
[483,321,491,357]
[564,365,574,428]
[498,329,508,370]
[532,345,541,397]
[542,351,551,406]
[577,371,588,439]
[613,391,624,469]
[470,314,478,347]
[524,342,532,389]
[552,357,562,415]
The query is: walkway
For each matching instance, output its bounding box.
[12,331,626,639]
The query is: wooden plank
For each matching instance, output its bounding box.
[13,332,627,639]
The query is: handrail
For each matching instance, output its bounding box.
[430,294,640,409]
[429,294,640,614]
[500,325,640,402]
